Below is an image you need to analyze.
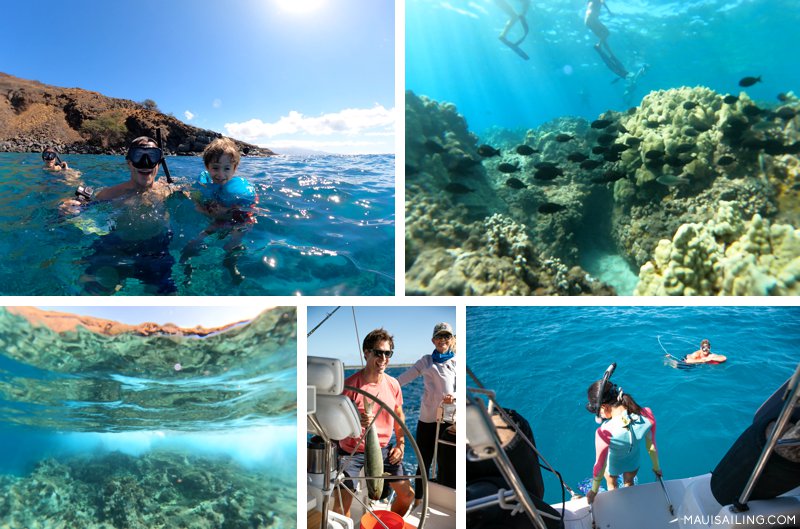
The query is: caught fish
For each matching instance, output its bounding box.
[739,76,761,87]
[723,95,739,104]
[444,182,473,194]
[506,177,527,189]
[498,162,519,173]
[656,174,690,187]
[580,159,603,170]
[591,119,614,129]
[516,145,538,155]
[477,145,501,157]
[682,101,698,110]
[717,155,736,166]
[538,202,567,214]
[566,152,589,162]
[555,133,574,142]
[363,400,384,501]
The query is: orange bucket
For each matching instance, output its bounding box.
[359,510,405,529]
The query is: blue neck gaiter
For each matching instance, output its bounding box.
[432,349,454,363]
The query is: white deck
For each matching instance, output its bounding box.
[553,475,800,529]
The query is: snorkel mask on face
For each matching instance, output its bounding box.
[42,152,58,161]
[586,362,617,422]
[126,146,163,170]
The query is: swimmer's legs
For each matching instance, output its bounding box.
[605,473,619,491]
[622,470,638,487]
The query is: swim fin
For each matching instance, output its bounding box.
[594,44,628,80]
[500,36,530,60]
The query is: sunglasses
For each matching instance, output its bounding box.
[434,334,453,340]
[369,349,393,359]
[127,146,163,169]
[42,152,57,161]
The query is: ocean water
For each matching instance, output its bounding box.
[0,152,394,296]
[407,0,800,135]
[0,308,297,528]
[467,306,799,504]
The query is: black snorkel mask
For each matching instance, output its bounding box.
[126,146,163,169]
[586,362,617,418]
[124,130,173,184]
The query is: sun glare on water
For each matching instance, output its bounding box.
[275,0,326,14]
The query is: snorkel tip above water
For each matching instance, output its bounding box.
[587,362,617,419]
[155,128,173,184]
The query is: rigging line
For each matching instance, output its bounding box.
[657,335,681,360]
[352,307,364,368]
[307,306,341,337]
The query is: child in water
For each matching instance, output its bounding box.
[585,375,661,504]
[180,137,258,284]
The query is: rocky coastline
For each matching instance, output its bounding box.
[0,72,275,157]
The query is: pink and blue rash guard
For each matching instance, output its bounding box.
[591,407,660,492]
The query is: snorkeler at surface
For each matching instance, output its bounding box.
[59,136,182,294]
[42,147,68,171]
[585,0,628,79]
[495,0,531,60]
[180,137,258,285]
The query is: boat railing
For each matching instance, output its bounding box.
[733,362,800,512]
[467,385,551,529]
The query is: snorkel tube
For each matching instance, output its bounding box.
[155,128,173,184]
[55,152,65,168]
[588,362,617,418]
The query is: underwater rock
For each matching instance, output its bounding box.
[0,451,294,529]
[635,202,800,295]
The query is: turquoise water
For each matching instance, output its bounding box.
[0,152,394,295]
[407,0,800,135]
[467,306,799,504]
[0,308,297,527]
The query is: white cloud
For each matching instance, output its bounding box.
[224,104,394,141]
[184,110,195,121]
[212,99,222,109]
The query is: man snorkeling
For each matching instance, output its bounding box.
[685,339,727,364]
[59,136,181,294]
[495,0,531,60]
[585,0,628,79]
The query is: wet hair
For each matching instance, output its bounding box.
[701,339,710,347]
[202,137,241,168]
[129,136,158,148]
[587,379,643,416]
[362,328,394,353]
[42,146,58,154]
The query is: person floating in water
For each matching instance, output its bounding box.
[684,339,727,364]
[495,0,531,60]
[42,147,69,171]
[585,0,628,79]
[59,136,182,294]
[180,137,258,284]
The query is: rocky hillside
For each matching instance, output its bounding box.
[0,72,275,156]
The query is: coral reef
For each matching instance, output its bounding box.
[405,91,613,295]
[406,86,800,295]
[0,451,295,529]
[635,201,800,295]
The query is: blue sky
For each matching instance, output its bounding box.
[3,0,394,154]
[307,306,457,366]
